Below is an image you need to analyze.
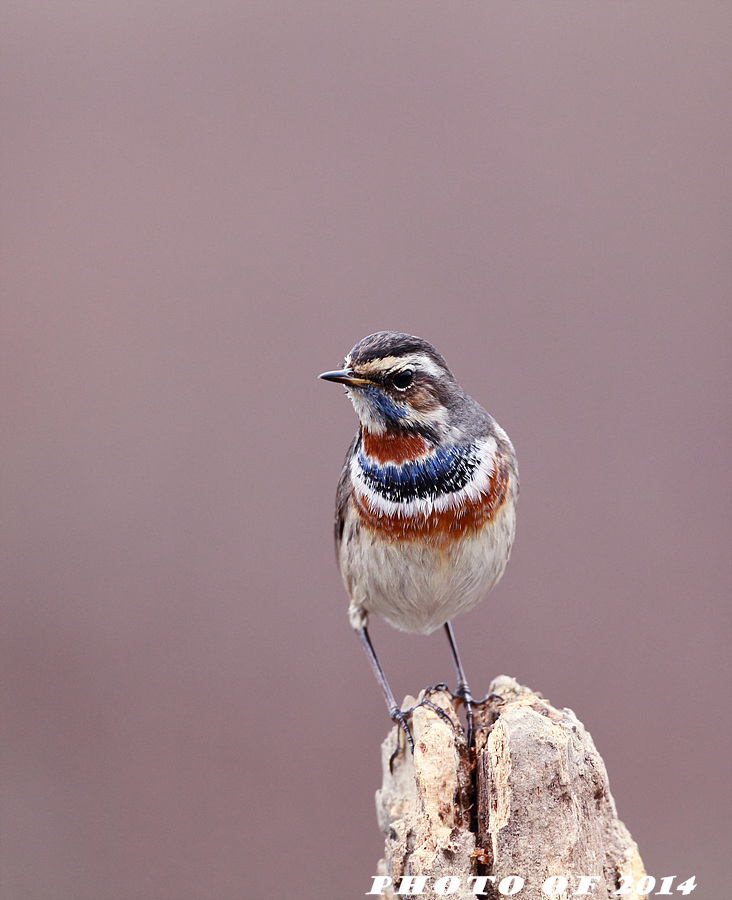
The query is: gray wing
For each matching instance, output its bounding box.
[334,433,359,558]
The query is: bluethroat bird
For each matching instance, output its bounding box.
[320,332,518,750]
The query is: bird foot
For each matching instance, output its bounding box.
[474,691,504,706]
[465,691,506,736]
[387,707,414,772]
[387,686,464,771]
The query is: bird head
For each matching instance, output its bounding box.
[319,332,462,439]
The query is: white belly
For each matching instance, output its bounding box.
[341,501,516,635]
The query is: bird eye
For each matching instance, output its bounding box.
[392,369,414,390]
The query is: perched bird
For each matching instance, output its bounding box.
[320,331,518,749]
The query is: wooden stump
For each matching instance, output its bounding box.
[374,677,646,900]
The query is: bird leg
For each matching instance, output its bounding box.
[357,626,415,757]
[357,628,460,769]
[444,621,475,748]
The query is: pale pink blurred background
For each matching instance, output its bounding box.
[2,3,730,898]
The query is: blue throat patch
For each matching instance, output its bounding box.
[358,384,407,428]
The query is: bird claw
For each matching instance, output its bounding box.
[388,708,414,772]
[417,685,461,731]
[450,684,475,749]
[387,687,463,772]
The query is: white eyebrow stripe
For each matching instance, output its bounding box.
[354,353,446,379]
[401,354,445,378]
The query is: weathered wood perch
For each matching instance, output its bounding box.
[374,677,646,899]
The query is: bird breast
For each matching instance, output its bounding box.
[338,434,518,633]
[350,434,512,536]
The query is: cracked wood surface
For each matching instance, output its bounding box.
[374,677,646,900]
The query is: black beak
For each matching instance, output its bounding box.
[318,368,368,386]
